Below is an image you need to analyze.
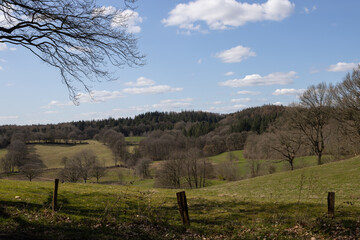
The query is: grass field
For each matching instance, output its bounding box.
[31,140,114,169]
[125,136,145,142]
[0,156,360,239]
[209,150,325,178]
[0,148,6,159]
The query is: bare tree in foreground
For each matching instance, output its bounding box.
[289,83,332,165]
[0,0,144,101]
[332,66,360,153]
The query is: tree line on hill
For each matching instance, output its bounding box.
[1,67,360,187]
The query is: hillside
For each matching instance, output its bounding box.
[0,156,359,239]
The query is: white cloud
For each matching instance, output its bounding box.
[42,100,73,109]
[112,9,143,33]
[327,62,359,72]
[94,6,142,33]
[272,88,305,96]
[207,104,246,113]
[0,115,19,121]
[76,90,124,103]
[273,102,283,106]
[231,98,251,103]
[0,43,7,51]
[123,85,183,94]
[162,0,295,31]
[0,66,2,70]
[68,46,91,54]
[219,71,297,87]
[304,5,317,14]
[213,101,223,105]
[0,43,16,51]
[310,67,319,74]
[197,59,203,64]
[44,111,59,114]
[216,45,256,63]
[225,71,235,76]
[152,98,193,109]
[124,77,155,87]
[237,90,261,95]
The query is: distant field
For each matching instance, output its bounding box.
[125,136,145,142]
[32,140,114,169]
[0,148,7,159]
[0,156,359,239]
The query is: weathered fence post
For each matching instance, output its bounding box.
[327,192,335,217]
[52,179,59,212]
[176,191,190,226]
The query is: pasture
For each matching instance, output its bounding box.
[1,156,360,239]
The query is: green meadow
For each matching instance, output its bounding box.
[1,155,360,239]
[30,140,114,169]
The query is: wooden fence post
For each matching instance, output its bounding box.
[327,192,335,217]
[176,191,190,226]
[52,179,59,212]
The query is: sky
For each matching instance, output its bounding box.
[0,0,359,125]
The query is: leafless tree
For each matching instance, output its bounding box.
[0,0,145,101]
[155,158,183,188]
[1,139,28,172]
[90,164,106,183]
[332,66,360,151]
[289,83,332,165]
[20,163,43,181]
[134,157,151,179]
[216,152,240,181]
[266,118,306,170]
[60,149,98,183]
[243,134,266,177]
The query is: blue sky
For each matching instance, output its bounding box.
[0,0,359,125]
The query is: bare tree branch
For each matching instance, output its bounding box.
[0,0,145,102]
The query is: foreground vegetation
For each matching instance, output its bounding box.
[1,156,360,239]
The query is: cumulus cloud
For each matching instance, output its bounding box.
[123,85,183,94]
[76,90,124,103]
[219,71,297,87]
[94,6,142,33]
[327,62,359,72]
[162,0,295,31]
[225,71,235,76]
[124,77,155,87]
[152,98,193,109]
[237,90,261,95]
[273,88,305,96]
[273,102,283,106]
[216,45,256,63]
[112,9,143,33]
[231,98,251,103]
